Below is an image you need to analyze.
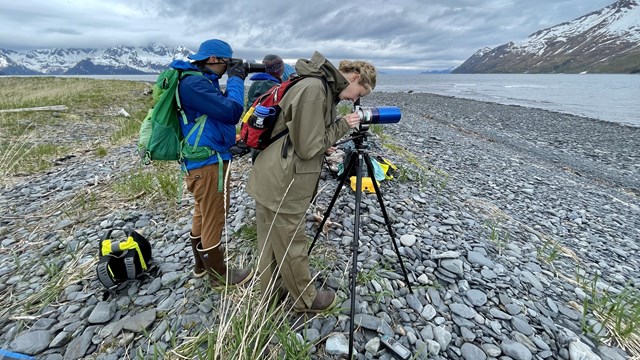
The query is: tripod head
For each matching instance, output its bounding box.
[333,101,372,151]
[334,129,370,151]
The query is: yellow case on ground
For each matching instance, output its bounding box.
[350,176,378,193]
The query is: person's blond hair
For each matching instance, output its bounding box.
[339,60,377,91]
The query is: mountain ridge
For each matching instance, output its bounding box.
[453,0,640,74]
[0,44,192,75]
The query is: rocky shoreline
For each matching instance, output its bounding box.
[1,91,638,359]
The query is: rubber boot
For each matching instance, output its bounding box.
[196,242,253,288]
[189,233,206,278]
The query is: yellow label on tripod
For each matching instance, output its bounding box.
[350,176,378,193]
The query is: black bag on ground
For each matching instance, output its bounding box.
[96,229,152,290]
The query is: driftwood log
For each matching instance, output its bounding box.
[0,105,68,113]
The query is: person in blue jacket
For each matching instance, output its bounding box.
[170,38,253,287]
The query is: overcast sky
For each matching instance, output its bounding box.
[0,0,615,71]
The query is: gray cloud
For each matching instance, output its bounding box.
[0,0,615,71]
[43,28,83,35]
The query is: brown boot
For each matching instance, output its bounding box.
[189,233,206,278]
[296,289,337,313]
[196,242,253,288]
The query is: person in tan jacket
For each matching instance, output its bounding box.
[246,51,377,312]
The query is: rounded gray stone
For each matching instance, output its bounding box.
[9,330,51,355]
[511,316,535,336]
[449,303,477,319]
[466,289,488,306]
[482,343,502,357]
[88,301,116,324]
[500,339,533,360]
[461,342,487,360]
[325,332,349,356]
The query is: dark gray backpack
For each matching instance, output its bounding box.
[96,229,152,290]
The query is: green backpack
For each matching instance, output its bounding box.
[138,69,220,164]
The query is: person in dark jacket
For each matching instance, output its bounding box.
[244,54,285,163]
[171,39,253,288]
[247,52,377,312]
[244,54,285,111]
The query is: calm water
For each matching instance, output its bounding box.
[376,74,640,127]
[46,73,640,127]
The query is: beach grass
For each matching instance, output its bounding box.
[0,77,152,181]
[112,162,181,203]
[0,77,149,110]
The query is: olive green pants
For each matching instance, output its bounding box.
[185,162,230,249]
[255,202,317,310]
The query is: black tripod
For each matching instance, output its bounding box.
[308,129,413,359]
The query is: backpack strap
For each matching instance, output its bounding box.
[183,115,208,156]
[96,254,135,290]
[176,70,205,125]
[96,257,117,289]
[181,116,224,192]
[179,153,224,192]
[122,254,137,279]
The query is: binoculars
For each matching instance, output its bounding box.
[228,58,266,73]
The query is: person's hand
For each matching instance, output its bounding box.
[229,140,250,157]
[226,60,247,80]
[325,146,337,155]
[344,112,361,129]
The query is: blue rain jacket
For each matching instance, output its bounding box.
[248,73,281,82]
[170,59,244,170]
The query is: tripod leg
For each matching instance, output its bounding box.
[308,151,357,255]
[363,154,413,293]
[347,152,364,360]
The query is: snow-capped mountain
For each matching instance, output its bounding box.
[453,0,640,74]
[0,43,193,75]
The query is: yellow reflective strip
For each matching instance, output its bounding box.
[118,236,136,251]
[121,236,148,270]
[137,247,147,270]
[101,240,112,255]
[106,236,147,271]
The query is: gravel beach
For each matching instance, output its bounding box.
[1,91,638,360]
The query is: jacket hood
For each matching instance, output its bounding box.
[170,59,198,71]
[294,52,349,97]
[249,73,281,82]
